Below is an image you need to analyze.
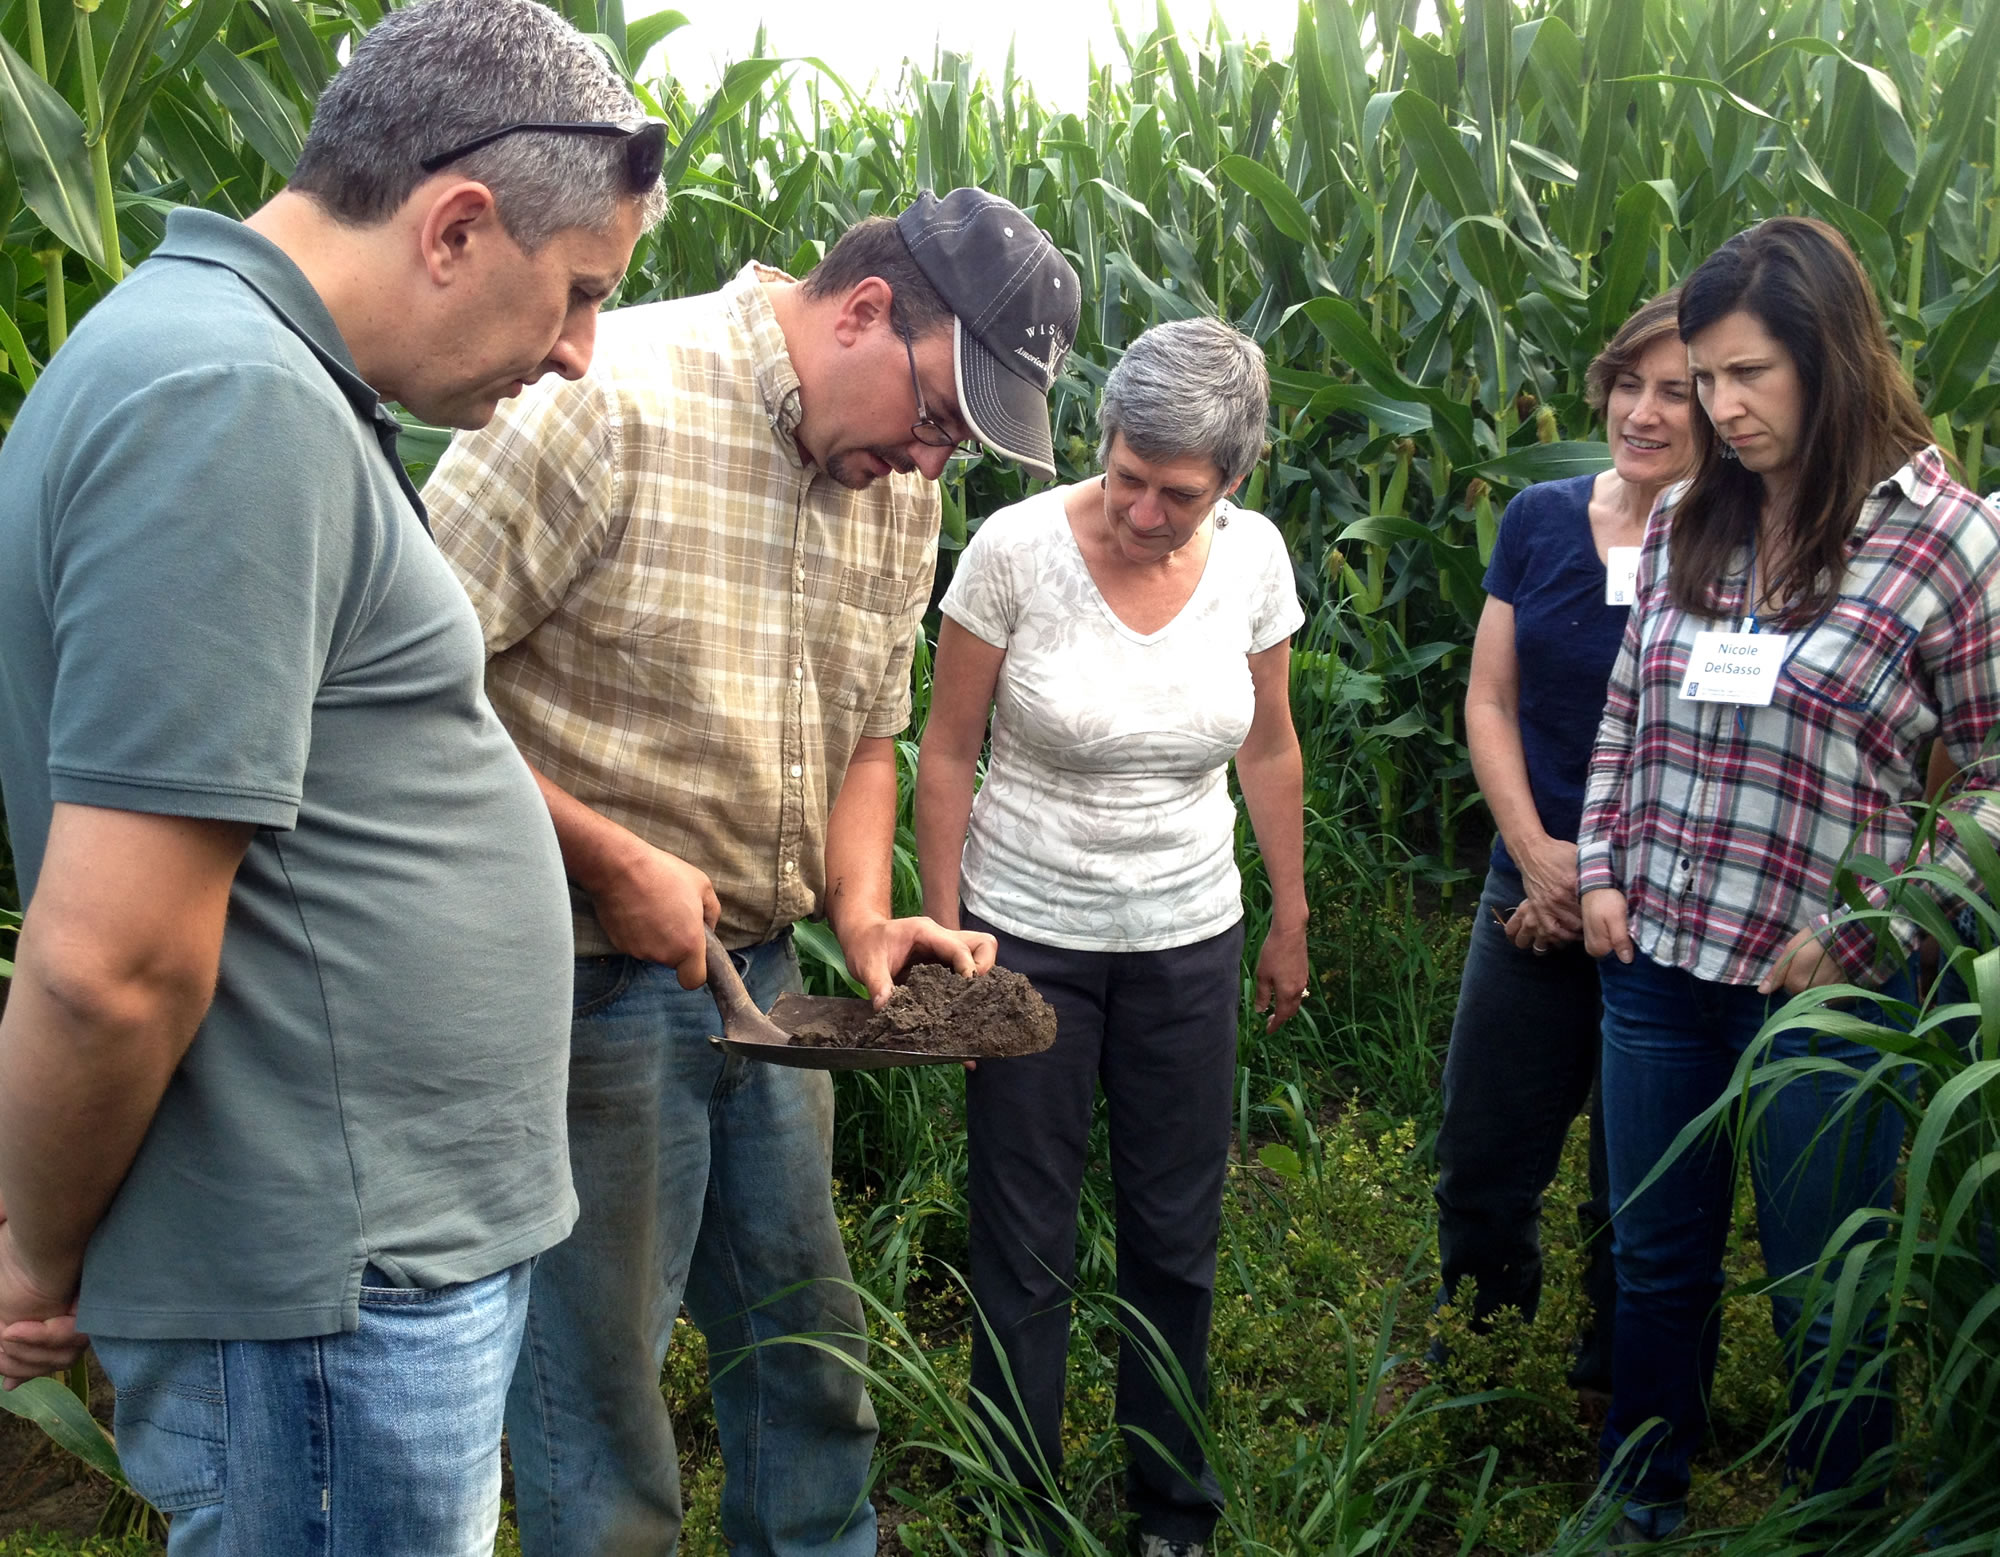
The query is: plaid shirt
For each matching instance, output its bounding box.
[425,264,940,952]
[1576,447,2000,986]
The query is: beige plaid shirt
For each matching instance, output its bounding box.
[425,264,941,952]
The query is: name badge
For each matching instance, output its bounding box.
[1605,547,1641,606]
[1679,630,1792,706]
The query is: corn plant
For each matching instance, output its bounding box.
[5,0,1999,886]
[2,4,1999,1548]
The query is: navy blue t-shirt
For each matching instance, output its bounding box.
[1482,473,1630,873]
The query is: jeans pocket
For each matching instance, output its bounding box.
[572,955,637,1019]
[93,1336,227,1513]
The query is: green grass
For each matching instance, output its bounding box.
[641,1096,1798,1557]
[3,856,1962,1554]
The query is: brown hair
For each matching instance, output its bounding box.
[799,216,951,340]
[1668,216,1934,628]
[1585,288,1683,415]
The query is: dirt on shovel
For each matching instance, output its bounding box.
[787,963,1057,1056]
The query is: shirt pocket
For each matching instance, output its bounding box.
[816,564,914,714]
[1782,598,1918,713]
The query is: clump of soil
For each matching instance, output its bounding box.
[789,963,1057,1056]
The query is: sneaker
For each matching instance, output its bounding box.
[1135,1536,1207,1557]
[1593,1514,1653,1550]
[1545,1495,1684,1553]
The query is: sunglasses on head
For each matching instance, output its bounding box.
[419,118,668,195]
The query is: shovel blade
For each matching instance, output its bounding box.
[708,993,975,1070]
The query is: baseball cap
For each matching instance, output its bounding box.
[896,188,1081,482]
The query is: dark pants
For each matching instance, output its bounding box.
[963,911,1245,1547]
[1434,865,1617,1389]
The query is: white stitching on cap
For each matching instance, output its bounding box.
[955,319,1049,473]
[968,353,1042,448]
[969,247,1042,333]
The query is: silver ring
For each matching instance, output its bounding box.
[1533,943,1550,955]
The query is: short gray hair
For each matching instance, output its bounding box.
[291,0,665,249]
[1097,317,1270,486]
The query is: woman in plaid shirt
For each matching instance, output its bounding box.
[1575,216,2000,1542]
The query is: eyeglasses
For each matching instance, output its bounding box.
[899,331,979,454]
[419,118,668,195]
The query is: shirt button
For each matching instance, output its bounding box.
[793,664,804,679]
[783,859,797,874]
[789,764,802,778]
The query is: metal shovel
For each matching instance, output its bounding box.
[701,927,977,1070]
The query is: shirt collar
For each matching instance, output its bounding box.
[1847,444,1949,550]
[1880,444,1948,507]
[154,208,401,439]
[153,208,430,526]
[727,262,808,467]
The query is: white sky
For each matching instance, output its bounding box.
[629,0,1318,109]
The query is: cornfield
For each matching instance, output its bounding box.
[3,1,2000,1550]
[4,0,1998,880]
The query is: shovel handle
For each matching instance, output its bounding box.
[702,927,761,1020]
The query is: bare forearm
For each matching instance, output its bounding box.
[1465,701,1557,865]
[825,740,898,940]
[914,750,977,928]
[0,807,246,1293]
[0,940,213,1288]
[1237,744,1308,932]
[526,761,646,894]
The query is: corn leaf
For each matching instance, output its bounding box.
[1920,266,2000,419]
[1754,37,1916,178]
[1566,0,1647,258]
[792,918,864,997]
[1473,440,1613,486]
[0,34,105,267]
[1905,0,2000,240]
[0,1378,125,1486]
[1588,178,1675,339]
[625,9,688,72]
[96,0,175,128]
[196,41,304,178]
[1301,383,1433,438]
[155,0,237,78]
[1218,155,1313,245]
[658,58,790,196]
[0,298,38,390]
[264,0,334,102]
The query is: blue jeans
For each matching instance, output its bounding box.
[506,939,877,1557]
[1597,952,1909,1535]
[92,1261,530,1556]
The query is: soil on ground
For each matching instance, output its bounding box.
[788,964,1057,1056]
[0,1356,118,1538]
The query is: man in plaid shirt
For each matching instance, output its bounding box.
[427,190,1079,1556]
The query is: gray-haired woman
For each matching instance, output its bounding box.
[917,317,1308,1555]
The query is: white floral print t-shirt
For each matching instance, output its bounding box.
[939,487,1305,952]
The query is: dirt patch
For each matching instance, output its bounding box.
[0,1355,119,1538]
[789,964,1057,1056]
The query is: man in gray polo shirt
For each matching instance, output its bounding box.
[0,1,663,1549]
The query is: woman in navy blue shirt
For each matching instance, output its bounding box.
[1432,292,1693,1390]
